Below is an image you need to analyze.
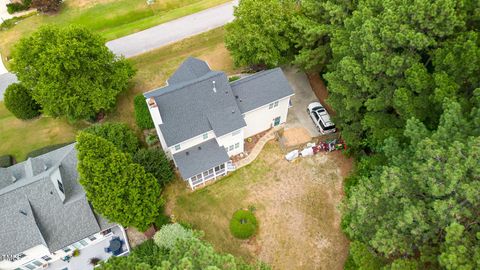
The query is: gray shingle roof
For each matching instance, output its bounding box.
[144,61,246,146]
[167,57,211,85]
[173,139,230,179]
[0,144,113,255]
[231,68,294,113]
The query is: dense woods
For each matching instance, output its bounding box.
[226,0,480,268]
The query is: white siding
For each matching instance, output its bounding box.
[147,100,169,157]
[169,130,216,155]
[216,128,244,156]
[243,96,292,138]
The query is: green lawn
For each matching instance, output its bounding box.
[0,0,230,59]
[164,142,351,269]
[0,27,237,161]
[0,103,83,160]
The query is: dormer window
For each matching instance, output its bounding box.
[57,180,64,194]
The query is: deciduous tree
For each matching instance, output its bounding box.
[12,26,135,121]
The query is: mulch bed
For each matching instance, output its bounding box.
[230,129,270,163]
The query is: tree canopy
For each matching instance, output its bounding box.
[83,122,139,155]
[76,132,162,231]
[225,0,295,68]
[12,25,135,121]
[132,148,174,187]
[225,0,480,268]
[98,226,269,270]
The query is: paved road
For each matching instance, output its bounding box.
[107,0,238,58]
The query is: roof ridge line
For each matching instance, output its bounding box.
[230,68,280,87]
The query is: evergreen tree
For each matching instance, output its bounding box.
[76,132,162,231]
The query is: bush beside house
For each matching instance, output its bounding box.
[0,155,14,168]
[134,94,154,130]
[6,0,32,14]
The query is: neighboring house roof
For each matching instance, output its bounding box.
[231,68,294,113]
[0,144,113,256]
[143,58,294,147]
[173,139,230,179]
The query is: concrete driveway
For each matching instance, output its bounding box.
[283,67,321,137]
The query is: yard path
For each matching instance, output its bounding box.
[235,127,279,169]
[0,0,238,100]
[106,0,238,58]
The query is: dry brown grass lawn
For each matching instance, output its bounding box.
[165,141,352,270]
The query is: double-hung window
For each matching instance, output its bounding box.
[235,143,240,149]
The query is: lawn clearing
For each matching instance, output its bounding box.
[165,141,352,270]
[0,103,83,160]
[0,0,230,59]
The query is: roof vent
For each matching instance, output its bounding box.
[212,81,216,93]
[235,95,239,99]
[19,210,27,216]
[43,163,48,171]
[11,175,16,182]
[186,152,189,156]
[198,146,202,150]
[232,109,235,114]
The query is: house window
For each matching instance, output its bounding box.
[24,264,36,270]
[79,239,88,246]
[88,235,97,241]
[235,143,240,149]
[229,145,234,151]
[203,133,208,140]
[18,253,26,259]
[32,260,43,267]
[174,144,181,151]
[41,255,51,261]
[63,247,71,253]
[57,180,64,194]
[269,103,274,109]
[232,130,241,136]
[274,101,279,107]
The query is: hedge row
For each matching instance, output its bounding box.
[134,94,154,130]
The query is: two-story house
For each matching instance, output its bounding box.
[144,57,294,189]
[0,144,130,270]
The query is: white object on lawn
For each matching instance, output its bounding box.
[285,150,299,161]
[300,147,314,157]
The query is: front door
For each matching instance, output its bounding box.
[273,116,281,126]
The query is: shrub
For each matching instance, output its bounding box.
[145,133,159,146]
[154,211,171,229]
[4,83,41,120]
[229,209,257,239]
[6,0,32,14]
[228,75,241,82]
[89,257,100,266]
[31,0,62,13]
[134,95,154,129]
[72,249,80,257]
[0,155,14,168]
[133,148,174,186]
[26,142,72,158]
[153,223,195,250]
[83,123,139,155]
